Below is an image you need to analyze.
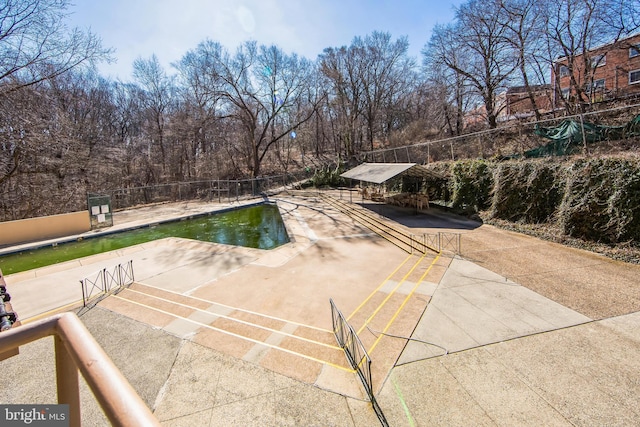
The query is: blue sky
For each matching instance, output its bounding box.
[69,0,464,80]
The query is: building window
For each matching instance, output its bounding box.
[561,87,570,99]
[558,65,569,77]
[630,45,640,58]
[590,53,606,68]
[630,69,640,85]
[586,79,605,92]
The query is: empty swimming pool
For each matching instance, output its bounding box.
[0,203,289,274]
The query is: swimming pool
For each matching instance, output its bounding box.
[0,203,289,275]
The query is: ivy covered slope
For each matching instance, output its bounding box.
[431,157,640,253]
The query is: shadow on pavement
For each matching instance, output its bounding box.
[358,202,482,231]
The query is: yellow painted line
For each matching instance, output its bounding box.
[368,253,441,355]
[111,295,354,373]
[124,288,340,350]
[346,252,414,321]
[133,282,332,333]
[356,253,427,335]
[20,299,85,325]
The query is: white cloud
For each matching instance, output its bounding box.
[236,5,256,34]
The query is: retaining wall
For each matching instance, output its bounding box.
[0,211,91,247]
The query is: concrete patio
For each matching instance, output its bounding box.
[1,191,639,426]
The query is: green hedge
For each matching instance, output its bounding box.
[428,156,640,246]
[559,158,640,244]
[450,159,493,214]
[491,161,565,223]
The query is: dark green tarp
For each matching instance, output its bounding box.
[527,114,640,158]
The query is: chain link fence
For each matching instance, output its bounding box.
[363,102,640,164]
[96,171,312,212]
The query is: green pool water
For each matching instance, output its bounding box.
[0,203,289,275]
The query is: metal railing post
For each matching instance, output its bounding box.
[80,280,87,307]
[55,335,81,427]
[129,260,135,283]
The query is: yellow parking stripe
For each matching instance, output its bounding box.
[20,299,85,325]
[356,253,427,335]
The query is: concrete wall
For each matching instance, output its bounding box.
[0,211,91,247]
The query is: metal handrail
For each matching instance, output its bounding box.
[321,194,439,255]
[330,299,372,387]
[439,232,462,254]
[330,298,389,427]
[0,312,161,427]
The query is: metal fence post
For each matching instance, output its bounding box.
[117,264,123,289]
[55,335,81,426]
[580,113,588,155]
[80,280,86,307]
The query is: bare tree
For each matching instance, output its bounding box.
[0,0,113,219]
[319,44,365,157]
[0,0,111,93]
[0,71,106,219]
[542,0,640,111]
[175,48,223,153]
[498,0,549,120]
[320,32,416,156]
[426,0,519,128]
[133,55,175,180]
[181,40,320,178]
[359,32,416,150]
[423,26,472,136]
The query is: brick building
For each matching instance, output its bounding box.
[464,85,554,127]
[499,84,554,119]
[464,33,640,127]
[552,33,640,107]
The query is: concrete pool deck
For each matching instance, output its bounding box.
[2,190,640,426]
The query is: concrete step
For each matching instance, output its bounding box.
[97,282,361,394]
[329,253,445,394]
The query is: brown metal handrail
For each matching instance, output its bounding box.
[321,194,439,255]
[0,312,161,427]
